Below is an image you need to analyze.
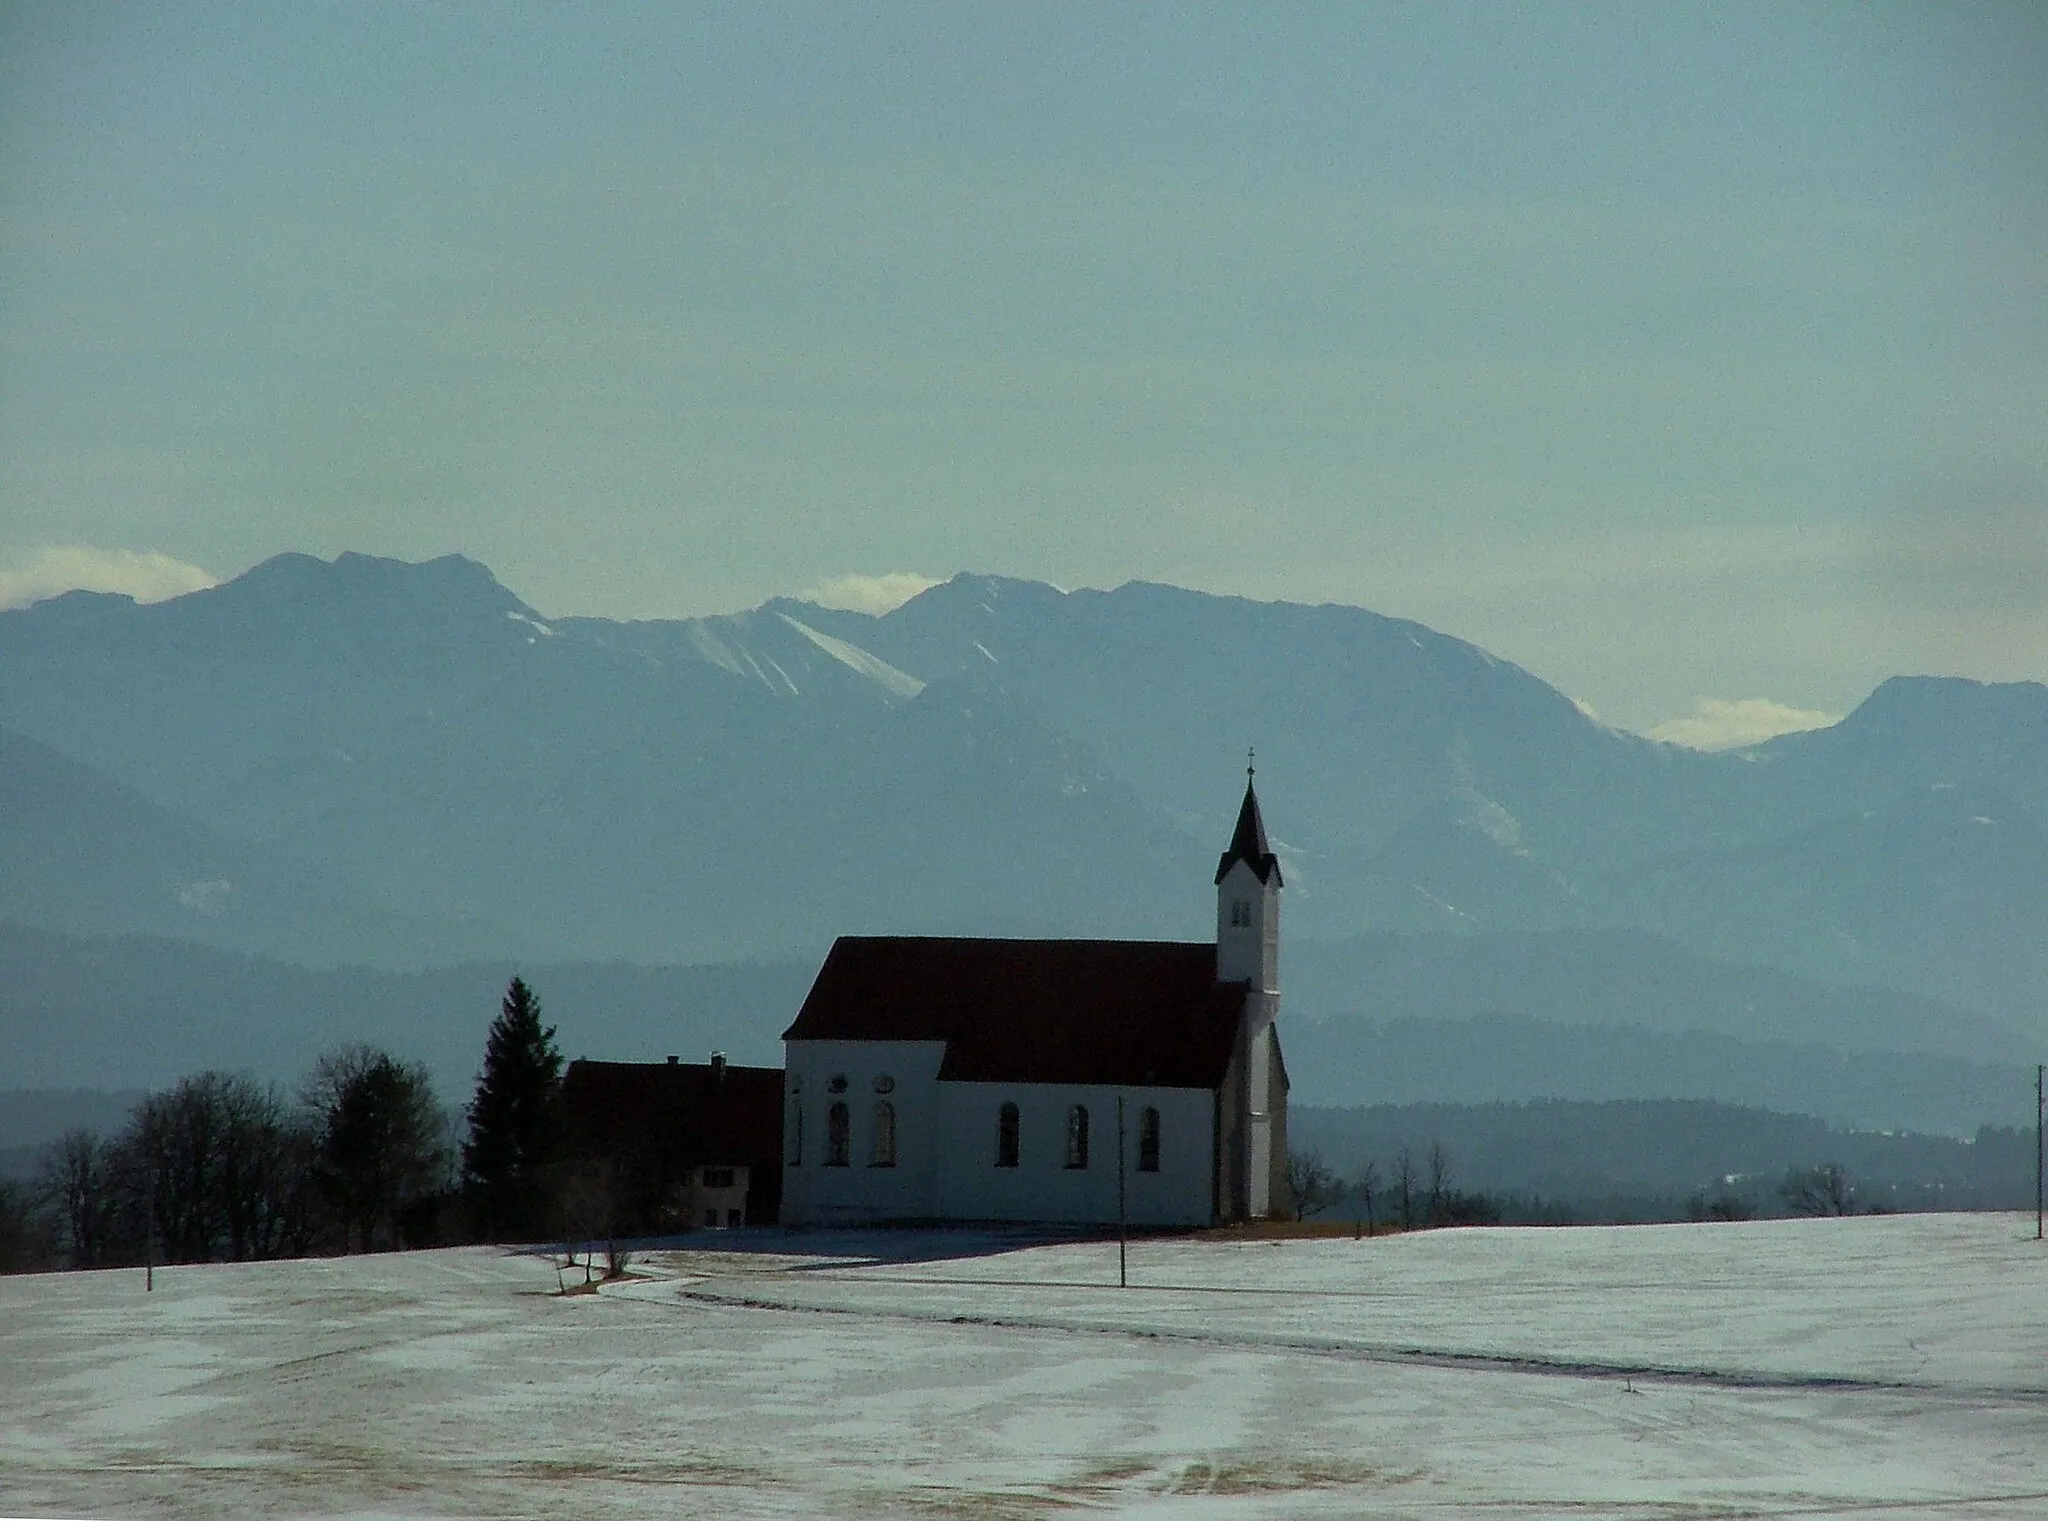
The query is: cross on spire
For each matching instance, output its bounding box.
[1246,746,1255,779]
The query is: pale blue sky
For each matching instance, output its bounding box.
[2,3,2043,734]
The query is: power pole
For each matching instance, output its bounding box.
[145,1166,156,1293]
[1116,1096,1128,1289]
[2035,1063,2043,1243]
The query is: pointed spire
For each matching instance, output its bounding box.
[1214,771,1282,886]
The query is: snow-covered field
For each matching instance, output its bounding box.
[4,1214,2046,1518]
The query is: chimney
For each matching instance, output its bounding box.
[710,1050,727,1086]
[666,1054,678,1065]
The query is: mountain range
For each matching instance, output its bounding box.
[2,551,2043,1123]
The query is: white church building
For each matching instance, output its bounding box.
[778,776,1289,1227]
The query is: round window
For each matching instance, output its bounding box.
[873,1075,895,1094]
[826,1074,848,1094]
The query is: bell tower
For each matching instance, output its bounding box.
[1215,759,1281,992]
[1214,756,1284,1218]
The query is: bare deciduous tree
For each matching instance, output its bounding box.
[1352,1158,1380,1238]
[555,1156,617,1273]
[1427,1141,1452,1225]
[1286,1147,1339,1219]
[1780,1163,1854,1217]
[1394,1147,1416,1230]
[219,1080,315,1261]
[306,1046,449,1253]
[1688,1190,1756,1222]
[111,1073,310,1265]
[38,1128,117,1268]
[125,1074,231,1263]
[0,1177,51,1272]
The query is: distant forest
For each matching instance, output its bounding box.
[1291,1099,2041,1224]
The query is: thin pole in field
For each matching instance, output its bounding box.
[1117,1095,1128,1288]
[2035,1063,2043,1243]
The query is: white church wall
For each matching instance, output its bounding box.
[781,1039,946,1225]
[1215,858,1279,992]
[934,1082,1214,1227]
[1245,1015,1278,1219]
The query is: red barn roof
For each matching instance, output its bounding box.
[782,936,1248,1089]
[559,1058,783,1168]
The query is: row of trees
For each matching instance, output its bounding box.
[1286,1144,1885,1230]
[1287,1142,1502,1231]
[4,978,569,1273]
[15,1050,446,1270]
[1689,1162,1880,1222]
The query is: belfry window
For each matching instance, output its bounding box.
[826,1102,850,1166]
[1229,900,1252,927]
[870,1101,897,1167]
[996,1102,1020,1167]
[1137,1107,1161,1172]
[1064,1105,1090,1170]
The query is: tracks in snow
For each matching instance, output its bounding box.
[604,1268,2048,1407]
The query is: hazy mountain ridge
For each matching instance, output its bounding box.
[2,551,2043,1045]
[0,724,510,967]
[1,920,2028,1136]
[1287,930,2029,1062]
[0,557,1201,960]
[0,920,811,1098]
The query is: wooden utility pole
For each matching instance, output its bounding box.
[145,1166,156,1292]
[2035,1063,2043,1243]
[1116,1096,1128,1288]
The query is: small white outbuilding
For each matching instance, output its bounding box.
[779,777,1288,1227]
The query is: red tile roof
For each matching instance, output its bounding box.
[782,936,1249,1088]
[559,1059,783,1167]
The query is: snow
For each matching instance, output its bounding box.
[4,1214,2045,1518]
[681,624,799,694]
[776,613,927,699]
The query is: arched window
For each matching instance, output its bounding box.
[826,1101,850,1166]
[1137,1107,1161,1172]
[995,1102,1020,1167]
[787,1101,804,1166]
[869,1101,897,1167]
[1064,1105,1090,1170]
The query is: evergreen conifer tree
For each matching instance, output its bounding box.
[462,977,563,1240]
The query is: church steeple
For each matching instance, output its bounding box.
[1214,761,1282,887]
[1215,759,1281,994]
[1212,759,1285,1224]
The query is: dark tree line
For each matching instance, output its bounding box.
[1295,1139,1893,1230]
[7,978,571,1274]
[15,1056,445,1271]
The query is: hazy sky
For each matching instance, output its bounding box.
[3,3,2043,738]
